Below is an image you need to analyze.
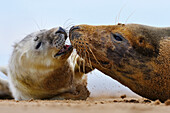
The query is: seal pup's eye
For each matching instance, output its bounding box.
[34,36,39,41]
[111,33,123,41]
[35,42,42,49]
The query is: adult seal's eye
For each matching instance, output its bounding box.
[111,33,123,41]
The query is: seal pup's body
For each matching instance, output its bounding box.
[69,24,170,102]
[0,27,90,100]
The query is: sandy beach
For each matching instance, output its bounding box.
[0,98,170,113]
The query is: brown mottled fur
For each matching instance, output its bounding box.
[69,24,170,102]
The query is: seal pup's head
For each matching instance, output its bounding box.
[8,27,74,100]
[12,27,73,69]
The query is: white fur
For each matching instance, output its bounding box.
[0,77,11,97]
[6,27,87,100]
[0,66,7,76]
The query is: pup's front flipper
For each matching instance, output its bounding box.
[0,78,12,99]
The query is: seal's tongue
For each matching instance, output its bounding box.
[54,45,73,57]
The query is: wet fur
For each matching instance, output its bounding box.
[69,24,170,102]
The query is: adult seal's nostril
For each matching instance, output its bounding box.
[55,27,67,40]
[69,26,80,33]
[69,26,81,41]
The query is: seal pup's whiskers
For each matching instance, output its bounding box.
[63,19,75,33]
[63,18,73,29]
[65,24,75,33]
[32,19,41,31]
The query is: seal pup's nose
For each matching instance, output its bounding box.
[69,26,80,33]
[55,27,67,39]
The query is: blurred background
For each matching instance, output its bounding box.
[0,0,170,98]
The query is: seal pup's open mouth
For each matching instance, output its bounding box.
[54,45,73,57]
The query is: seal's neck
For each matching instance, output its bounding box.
[161,27,170,37]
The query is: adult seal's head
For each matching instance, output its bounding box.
[69,24,170,102]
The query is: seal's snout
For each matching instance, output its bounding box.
[55,27,67,40]
[69,26,81,41]
[69,26,80,33]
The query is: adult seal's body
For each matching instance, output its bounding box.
[0,27,90,100]
[69,24,170,102]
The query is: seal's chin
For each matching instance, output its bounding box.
[54,45,73,57]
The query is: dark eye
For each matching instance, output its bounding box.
[111,33,123,41]
[35,42,42,49]
[34,36,39,41]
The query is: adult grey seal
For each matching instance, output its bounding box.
[69,23,170,102]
